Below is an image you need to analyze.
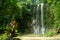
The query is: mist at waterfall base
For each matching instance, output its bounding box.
[32,3,45,35]
[32,19,40,34]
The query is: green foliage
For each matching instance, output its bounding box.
[47,0,53,3]
[0,0,32,34]
[50,1,60,28]
[0,0,60,35]
[0,33,7,40]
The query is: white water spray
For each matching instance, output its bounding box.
[32,19,39,34]
[41,3,45,35]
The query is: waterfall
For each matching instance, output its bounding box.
[32,0,40,34]
[32,19,39,34]
[41,3,45,35]
[32,0,45,35]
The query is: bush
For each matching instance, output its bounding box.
[0,33,8,40]
[45,29,56,37]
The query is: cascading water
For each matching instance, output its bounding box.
[32,0,45,35]
[32,0,40,34]
[32,19,39,34]
[41,3,45,35]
